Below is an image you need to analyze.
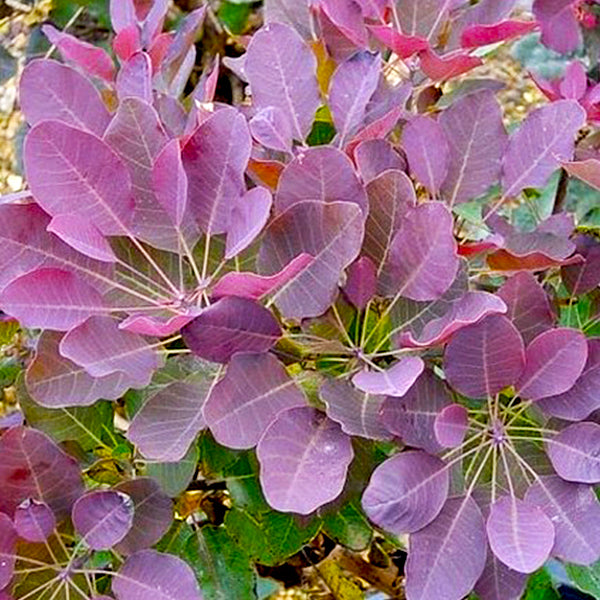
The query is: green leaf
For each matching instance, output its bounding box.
[523,568,560,600]
[225,508,321,566]
[322,499,373,551]
[565,559,600,598]
[147,442,199,497]
[218,1,252,34]
[0,318,19,345]
[307,105,336,146]
[0,356,20,388]
[185,525,257,600]
[318,560,364,599]
[156,520,195,559]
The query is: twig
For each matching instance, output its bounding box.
[552,168,569,214]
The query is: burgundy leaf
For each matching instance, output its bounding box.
[182,296,281,363]
[47,215,117,263]
[60,316,164,386]
[14,499,56,543]
[182,108,251,234]
[525,475,600,565]
[204,352,306,449]
[42,24,116,82]
[474,553,527,600]
[258,201,364,319]
[382,203,459,301]
[113,24,142,62]
[402,116,449,195]
[367,26,428,58]
[399,291,507,348]
[275,146,367,214]
[362,450,449,534]
[320,378,392,440]
[114,479,172,555]
[533,0,581,54]
[212,254,312,302]
[405,496,487,600]
[538,340,600,421]
[516,328,588,401]
[434,404,468,448]
[353,140,406,183]
[0,427,83,518]
[128,373,215,462]
[24,121,134,236]
[19,59,111,135]
[497,272,555,344]
[445,315,525,399]
[562,234,600,295]
[547,422,600,484]
[342,256,377,310]
[0,514,16,590]
[116,51,153,103]
[0,268,106,331]
[249,107,293,154]
[460,20,538,48]
[439,90,508,206]
[419,49,483,81]
[502,100,586,198]
[486,496,554,573]
[330,51,380,146]
[225,187,273,260]
[257,407,353,514]
[245,23,320,140]
[352,357,424,397]
[113,550,202,600]
[118,313,196,338]
[72,490,134,550]
[152,139,188,228]
[381,369,451,453]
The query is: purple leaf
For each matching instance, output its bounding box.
[354,140,407,183]
[275,146,367,215]
[182,296,281,363]
[460,20,538,48]
[364,169,416,278]
[563,159,600,192]
[113,550,202,600]
[142,0,170,46]
[47,215,117,263]
[547,422,600,484]
[118,313,197,337]
[362,450,449,534]
[419,49,483,82]
[128,375,215,462]
[497,272,555,344]
[329,51,380,146]
[342,256,377,309]
[367,26,428,59]
[213,254,312,302]
[204,352,306,449]
[249,107,293,153]
[399,291,507,348]
[381,369,451,453]
[356,0,387,19]
[113,24,142,62]
[257,407,353,514]
[402,116,450,195]
[382,203,459,300]
[533,0,581,54]
[14,499,56,543]
[486,496,554,573]
[559,61,588,100]
[394,0,452,39]
[474,553,527,600]
[24,121,134,236]
[258,201,364,319]
[434,404,468,448]
[26,331,130,408]
[116,51,153,103]
[525,475,600,565]
[264,0,312,40]
[352,357,424,396]
[42,24,116,82]
[110,0,137,33]
[19,59,111,136]
[225,187,273,260]
[60,316,164,386]
[445,315,525,398]
[319,0,368,46]
[320,378,392,440]
[0,268,106,331]
[440,90,508,206]
[152,139,188,228]
[0,514,16,590]
[114,479,172,555]
[245,23,320,140]
[0,427,83,518]
[516,328,588,401]
[538,340,600,421]
[562,234,600,295]
[182,108,251,235]
[405,496,487,600]
[502,100,586,198]
[72,490,134,550]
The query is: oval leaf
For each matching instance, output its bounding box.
[547,422,600,484]
[352,357,424,396]
[14,499,56,543]
[434,404,468,448]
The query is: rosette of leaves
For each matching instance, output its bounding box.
[1,0,600,599]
